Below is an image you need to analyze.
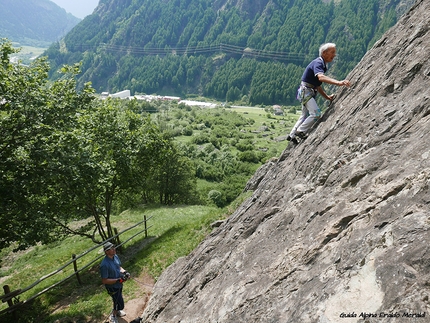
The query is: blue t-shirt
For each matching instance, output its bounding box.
[100,254,122,288]
[301,57,327,87]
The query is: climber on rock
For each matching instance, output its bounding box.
[287,43,351,144]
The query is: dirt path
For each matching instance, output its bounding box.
[112,273,154,323]
[115,297,148,323]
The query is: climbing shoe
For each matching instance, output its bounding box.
[287,135,299,145]
[295,132,308,140]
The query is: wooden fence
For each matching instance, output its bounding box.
[0,215,151,316]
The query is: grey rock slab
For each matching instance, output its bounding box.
[141,1,430,322]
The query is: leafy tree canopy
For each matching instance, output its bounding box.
[0,39,195,251]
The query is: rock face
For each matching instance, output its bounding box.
[141,1,430,322]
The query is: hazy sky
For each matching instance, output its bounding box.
[50,0,99,19]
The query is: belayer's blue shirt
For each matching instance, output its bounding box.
[100,254,122,288]
[301,57,327,87]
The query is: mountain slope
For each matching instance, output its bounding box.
[140,0,430,321]
[45,0,415,105]
[0,0,80,46]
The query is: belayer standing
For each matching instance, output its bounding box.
[100,242,131,323]
[287,43,351,144]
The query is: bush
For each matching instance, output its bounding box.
[236,139,254,152]
[238,150,260,163]
[208,190,224,207]
[182,126,193,136]
[288,106,298,114]
[192,133,210,144]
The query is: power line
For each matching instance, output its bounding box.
[68,43,311,63]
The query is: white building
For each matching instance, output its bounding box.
[110,90,131,99]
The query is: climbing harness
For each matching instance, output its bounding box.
[296,81,318,105]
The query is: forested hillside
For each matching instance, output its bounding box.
[0,0,80,47]
[45,0,415,105]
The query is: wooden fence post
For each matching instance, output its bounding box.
[114,228,122,253]
[72,254,82,285]
[2,285,18,319]
[3,285,13,308]
[144,215,148,238]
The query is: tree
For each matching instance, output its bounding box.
[0,40,196,250]
[0,39,95,250]
[151,143,197,205]
[47,99,164,243]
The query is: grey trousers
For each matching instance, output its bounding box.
[289,97,321,137]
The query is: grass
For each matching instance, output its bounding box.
[0,201,251,323]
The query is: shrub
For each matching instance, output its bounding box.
[238,150,260,163]
[208,190,224,207]
[182,126,193,136]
